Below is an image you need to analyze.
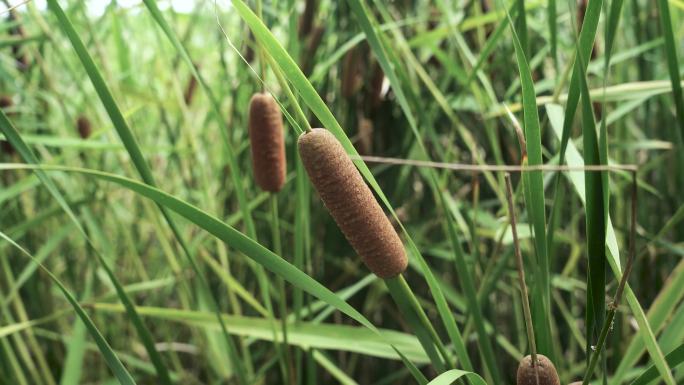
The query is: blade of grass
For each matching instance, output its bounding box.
[657,0,684,152]
[630,344,684,385]
[0,164,392,349]
[0,232,137,385]
[503,2,554,358]
[45,1,252,380]
[546,103,676,385]
[0,109,173,385]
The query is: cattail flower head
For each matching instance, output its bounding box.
[248,92,286,192]
[184,65,199,106]
[341,49,362,98]
[516,355,560,385]
[298,128,407,278]
[298,0,318,38]
[356,117,373,155]
[76,116,92,139]
[0,96,12,109]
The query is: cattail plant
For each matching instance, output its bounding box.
[368,62,385,109]
[341,48,362,99]
[298,0,317,38]
[248,92,286,192]
[516,354,561,385]
[1,95,14,156]
[76,116,92,139]
[301,25,325,75]
[576,0,599,59]
[183,65,199,106]
[356,116,373,155]
[506,174,560,385]
[8,9,28,71]
[298,128,407,278]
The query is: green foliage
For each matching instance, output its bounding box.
[0,1,683,384]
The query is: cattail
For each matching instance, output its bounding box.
[76,116,92,139]
[517,355,560,385]
[0,96,12,109]
[248,92,286,192]
[1,96,14,156]
[356,117,373,155]
[341,49,362,98]
[369,62,385,108]
[244,30,255,63]
[301,25,325,75]
[298,0,317,38]
[184,69,199,106]
[8,10,28,71]
[576,0,599,59]
[298,128,407,278]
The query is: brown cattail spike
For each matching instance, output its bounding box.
[0,96,12,109]
[341,49,362,98]
[76,116,92,139]
[298,128,407,278]
[248,92,286,192]
[1,96,14,156]
[517,354,561,385]
[298,0,317,38]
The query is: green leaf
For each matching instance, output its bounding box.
[0,232,137,385]
[504,4,553,357]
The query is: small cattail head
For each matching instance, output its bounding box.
[248,92,286,192]
[184,74,198,106]
[301,25,325,75]
[1,140,15,156]
[244,31,255,63]
[76,116,92,139]
[341,49,362,98]
[298,0,318,38]
[516,355,561,385]
[369,62,385,108]
[356,117,373,155]
[298,128,407,278]
[0,96,13,109]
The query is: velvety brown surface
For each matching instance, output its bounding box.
[77,116,92,139]
[248,92,286,192]
[0,96,12,109]
[298,128,407,278]
[517,354,561,385]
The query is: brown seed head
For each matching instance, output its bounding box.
[248,93,286,192]
[517,354,561,385]
[0,96,13,109]
[341,49,362,98]
[356,117,373,155]
[301,25,325,76]
[77,116,92,139]
[298,128,407,278]
[298,0,318,38]
[184,66,199,106]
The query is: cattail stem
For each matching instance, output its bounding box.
[255,0,266,92]
[385,275,450,372]
[270,193,293,383]
[504,173,538,367]
[581,172,638,385]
